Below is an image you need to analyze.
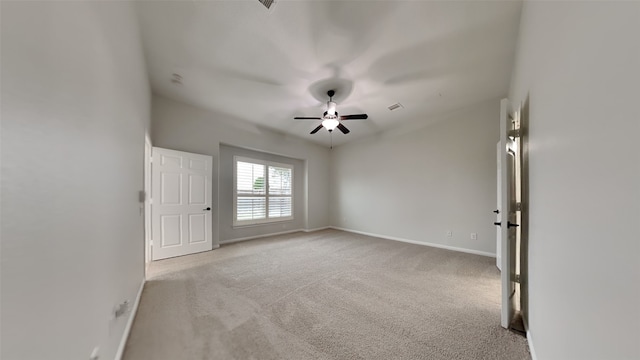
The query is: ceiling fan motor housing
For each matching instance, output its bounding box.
[323,110,338,119]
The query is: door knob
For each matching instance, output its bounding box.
[493,209,500,214]
[507,221,519,228]
[203,207,211,211]
[494,222,501,226]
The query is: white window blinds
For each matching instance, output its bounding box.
[234,157,293,225]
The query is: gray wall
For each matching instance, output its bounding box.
[330,99,500,255]
[151,95,331,247]
[1,2,150,359]
[508,1,640,359]
[219,144,305,242]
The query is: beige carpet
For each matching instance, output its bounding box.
[123,229,530,360]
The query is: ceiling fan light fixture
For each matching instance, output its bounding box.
[294,89,367,137]
[322,118,339,131]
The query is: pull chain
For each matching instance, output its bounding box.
[330,132,333,149]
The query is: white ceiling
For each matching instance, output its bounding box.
[135,0,522,147]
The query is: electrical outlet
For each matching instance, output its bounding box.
[471,233,477,240]
[446,231,452,238]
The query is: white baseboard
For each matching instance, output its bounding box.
[303,226,331,233]
[219,227,495,260]
[115,279,145,360]
[220,229,304,245]
[331,226,496,258]
[523,317,538,360]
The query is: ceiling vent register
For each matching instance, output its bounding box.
[388,103,404,111]
[258,0,275,10]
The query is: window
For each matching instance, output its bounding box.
[234,156,293,226]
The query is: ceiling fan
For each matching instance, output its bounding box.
[294,90,368,134]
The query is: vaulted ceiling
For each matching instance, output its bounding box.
[135,0,522,147]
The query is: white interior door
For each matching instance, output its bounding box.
[496,142,502,271]
[500,98,517,329]
[152,147,213,260]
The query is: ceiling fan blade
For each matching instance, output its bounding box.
[337,123,350,134]
[295,117,322,120]
[340,114,368,120]
[310,125,324,134]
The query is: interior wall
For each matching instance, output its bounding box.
[219,144,305,242]
[151,95,331,246]
[1,2,150,360]
[330,99,500,255]
[508,2,640,359]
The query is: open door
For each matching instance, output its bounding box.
[496,142,502,271]
[151,147,213,260]
[499,98,518,329]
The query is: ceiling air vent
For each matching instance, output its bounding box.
[387,103,404,111]
[258,0,275,10]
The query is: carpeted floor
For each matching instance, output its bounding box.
[123,229,530,360]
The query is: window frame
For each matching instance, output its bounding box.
[233,156,294,227]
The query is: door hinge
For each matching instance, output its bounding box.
[508,129,521,138]
[515,202,522,211]
[514,274,521,284]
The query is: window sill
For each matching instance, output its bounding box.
[233,218,294,229]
